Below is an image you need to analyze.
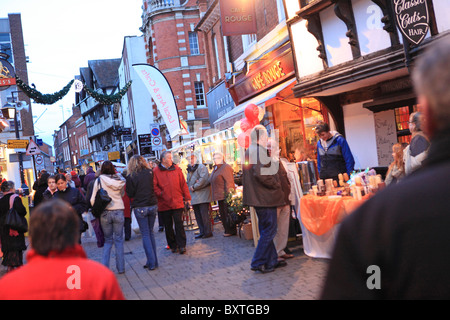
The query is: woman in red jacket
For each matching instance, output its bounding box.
[153,151,191,254]
[0,199,124,300]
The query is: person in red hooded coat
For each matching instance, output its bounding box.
[153,151,191,254]
[0,199,124,300]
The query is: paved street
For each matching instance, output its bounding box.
[81,221,329,300]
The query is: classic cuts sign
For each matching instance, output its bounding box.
[220,0,257,36]
[393,0,430,46]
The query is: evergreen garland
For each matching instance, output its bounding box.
[14,76,132,106]
[15,76,74,105]
[84,80,132,105]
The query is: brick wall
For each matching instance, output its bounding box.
[8,14,34,137]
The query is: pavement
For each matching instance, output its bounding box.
[0,218,330,301]
[80,220,330,300]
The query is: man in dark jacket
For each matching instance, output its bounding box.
[243,125,285,273]
[315,122,355,180]
[321,36,450,299]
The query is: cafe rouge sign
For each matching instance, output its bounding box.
[393,0,430,46]
[229,43,295,105]
[220,0,257,36]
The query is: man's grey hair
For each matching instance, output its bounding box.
[160,150,171,162]
[413,36,450,131]
[1,180,15,192]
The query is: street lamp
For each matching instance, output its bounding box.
[2,101,29,195]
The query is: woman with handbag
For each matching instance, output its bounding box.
[0,181,27,272]
[90,161,126,274]
[126,155,159,269]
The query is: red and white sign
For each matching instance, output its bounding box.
[26,139,41,156]
[220,0,257,36]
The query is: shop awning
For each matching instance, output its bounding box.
[214,78,296,130]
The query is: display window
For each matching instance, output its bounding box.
[395,104,419,144]
[262,95,326,164]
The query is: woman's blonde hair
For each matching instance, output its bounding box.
[127,155,149,176]
[390,143,406,172]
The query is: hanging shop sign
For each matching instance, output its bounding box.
[207,81,236,125]
[228,43,295,105]
[0,53,16,89]
[220,0,257,36]
[393,0,430,46]
[133,64,181,139]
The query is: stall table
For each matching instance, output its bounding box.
[299,194,367,259]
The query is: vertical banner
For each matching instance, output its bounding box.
[132,64,181,139]
[220,0,257,36]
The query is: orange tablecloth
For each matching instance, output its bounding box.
[300,195,366,236]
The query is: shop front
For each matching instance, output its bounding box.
[215,41,328,174]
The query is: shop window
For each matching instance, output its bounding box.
[394,104,418,144]
[265,97,325,163]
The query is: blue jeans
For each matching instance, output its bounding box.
[100,210,125,273]
[251,207,278,269]
[134,205,158,269]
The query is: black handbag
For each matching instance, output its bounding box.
[92,178,111,218]
[5,194,28,233]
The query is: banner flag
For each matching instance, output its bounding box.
[132,64,181,139]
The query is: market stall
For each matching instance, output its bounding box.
[298,169,385,258]
[299,194,366,258]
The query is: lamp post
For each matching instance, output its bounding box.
[2,97,29,195]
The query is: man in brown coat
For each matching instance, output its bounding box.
[243,125,286,273]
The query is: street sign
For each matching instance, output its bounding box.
[151,127,160,137]
[152,136,162,146]
[7,139,28,149]
[150,124,163,151]
[26,139,41,155]
[35,154,44,165]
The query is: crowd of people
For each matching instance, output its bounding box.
[0,37,447,299]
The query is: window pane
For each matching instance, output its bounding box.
[194,82,205,106]
[189,32,199,55]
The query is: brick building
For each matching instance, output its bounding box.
[140,0,210,146]
[53,104,91,173]
[0,13,35,189]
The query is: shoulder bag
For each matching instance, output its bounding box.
[5,194,28,233]
[92,178,112,218]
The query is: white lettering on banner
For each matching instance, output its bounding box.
[133,64,181,139]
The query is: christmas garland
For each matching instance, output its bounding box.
[84,80,132,105]
[15,76,132,105]
[15,76,74,105]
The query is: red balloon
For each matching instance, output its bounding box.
[237,131,250,148]
[240,118,253,133]
[245,104,259,122]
